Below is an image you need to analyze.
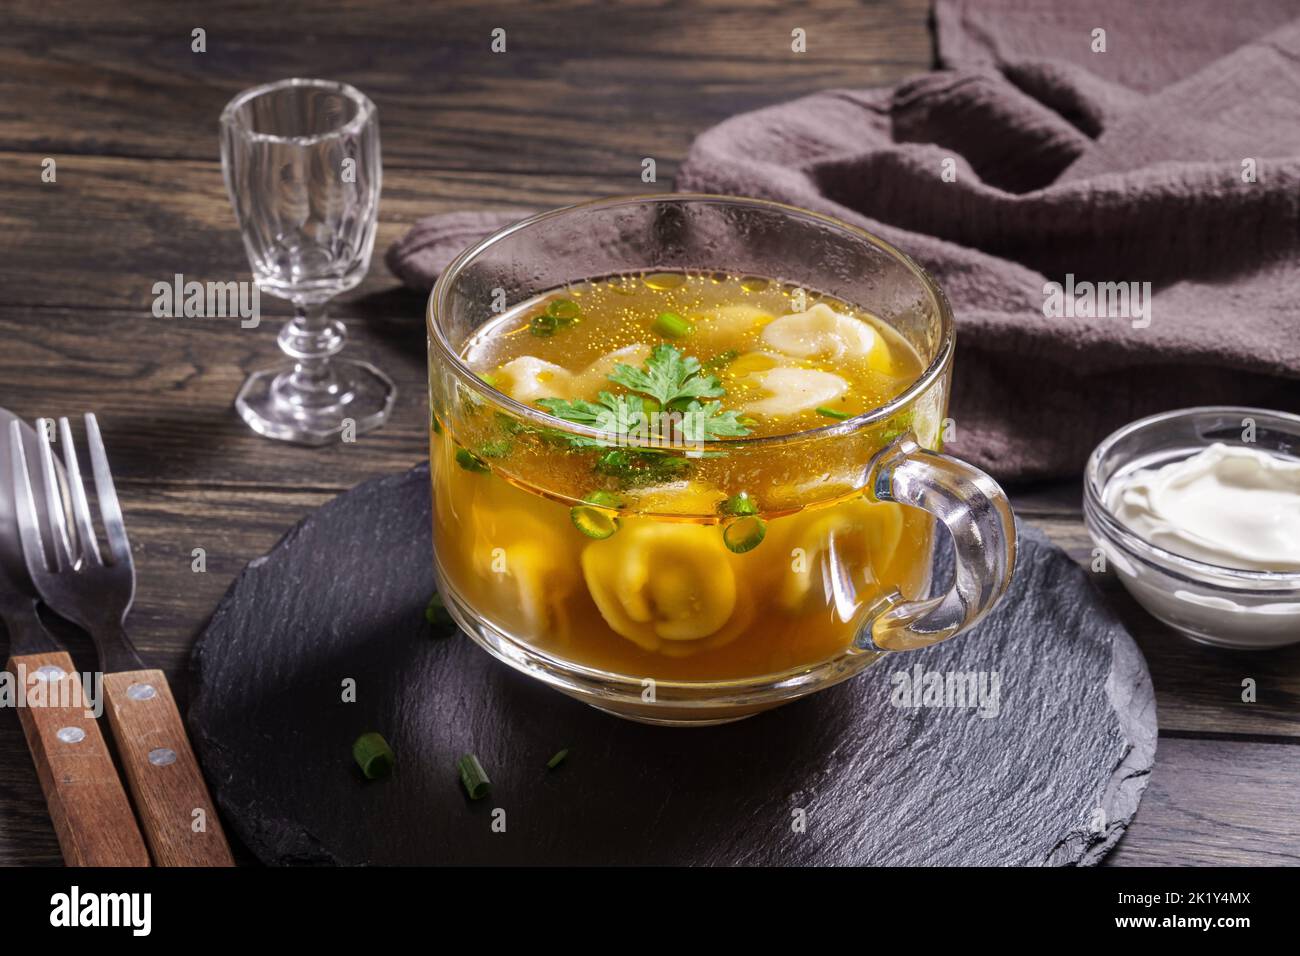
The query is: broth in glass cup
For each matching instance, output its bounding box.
[427,195,1015,724]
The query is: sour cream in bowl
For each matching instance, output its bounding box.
[1085,407,1300,650]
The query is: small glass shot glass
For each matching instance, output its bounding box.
[220,78,395,444]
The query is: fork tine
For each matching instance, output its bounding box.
[84,414,131,569]
[9,420,50,577]
[34,419,75,572]
[58,416,103,566]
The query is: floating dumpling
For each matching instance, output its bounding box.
[762,303,886,366]
[691,304,774,344]
[495,356,573,402]
[569,344,650,397]
[741,366,849,418]
[494,345,652,404]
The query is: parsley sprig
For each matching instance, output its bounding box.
[608,344,724,409]
[537,345,751,445]
[535,392,649,447]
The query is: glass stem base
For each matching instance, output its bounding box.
[235,304,396,445]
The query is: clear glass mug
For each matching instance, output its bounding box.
[427,195,1016,724]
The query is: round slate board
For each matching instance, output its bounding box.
[189,463,1156,866]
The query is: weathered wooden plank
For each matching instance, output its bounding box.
[1009,477,1085,518]
[4,0,929,45]
[0,0,933,174]
[1108,738,1300,866]
[0,725,63,866]
[0,154,612,313]
[0,305,432,486]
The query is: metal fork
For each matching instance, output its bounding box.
[10,414,234,866]
[1,411,148,866]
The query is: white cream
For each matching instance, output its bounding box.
[1106,443,1300,571]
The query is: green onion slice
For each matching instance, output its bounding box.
[721,492,758,517]
[571,491,622,539]
[816,406,851,420]
[547,749,569,770]
[530,314,558,337]
[455,448,489,473]
[654,311,693,338]
[458,754,491,800]
[723,515,767,553]
[425,592,454,629]
[353,732,394,780]
[546,298,581,322]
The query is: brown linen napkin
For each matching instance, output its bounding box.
[386,0,1300,481]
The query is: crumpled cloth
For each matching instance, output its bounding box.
[387,0,1300,480]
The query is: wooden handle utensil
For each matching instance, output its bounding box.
[8,650,150,866]
[102,669,234,867]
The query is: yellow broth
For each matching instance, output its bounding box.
[430,271,938,681]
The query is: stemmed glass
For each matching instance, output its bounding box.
[220,78,394,444]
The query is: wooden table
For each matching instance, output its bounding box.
[1,0,1295,866]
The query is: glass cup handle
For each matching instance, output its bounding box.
[864,435,1017,652]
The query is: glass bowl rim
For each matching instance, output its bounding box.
[219,77,376,146]
[1083,404,1300,586]
[426,192,956,451]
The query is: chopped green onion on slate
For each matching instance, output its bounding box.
[425,592,454,629]
[723,515,767,553]
[655,311,693,338]
[455,448,489,473]
[458,754,491,800]
[816,406,851,420]
[547,749,569,770]
[353,732,394,780]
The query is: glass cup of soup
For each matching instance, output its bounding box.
[427,195,1015,724]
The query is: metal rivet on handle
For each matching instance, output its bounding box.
[33,665,66,682]
[127,682,157,701]
[56,726,86,744]
[148,748,177,767]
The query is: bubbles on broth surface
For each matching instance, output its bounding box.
[462,270,923,439]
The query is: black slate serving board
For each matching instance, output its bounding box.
[189,463,1156,866]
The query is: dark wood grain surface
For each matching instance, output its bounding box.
[0,0,1295,866]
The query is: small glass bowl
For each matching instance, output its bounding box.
[1084,406,1300,650]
